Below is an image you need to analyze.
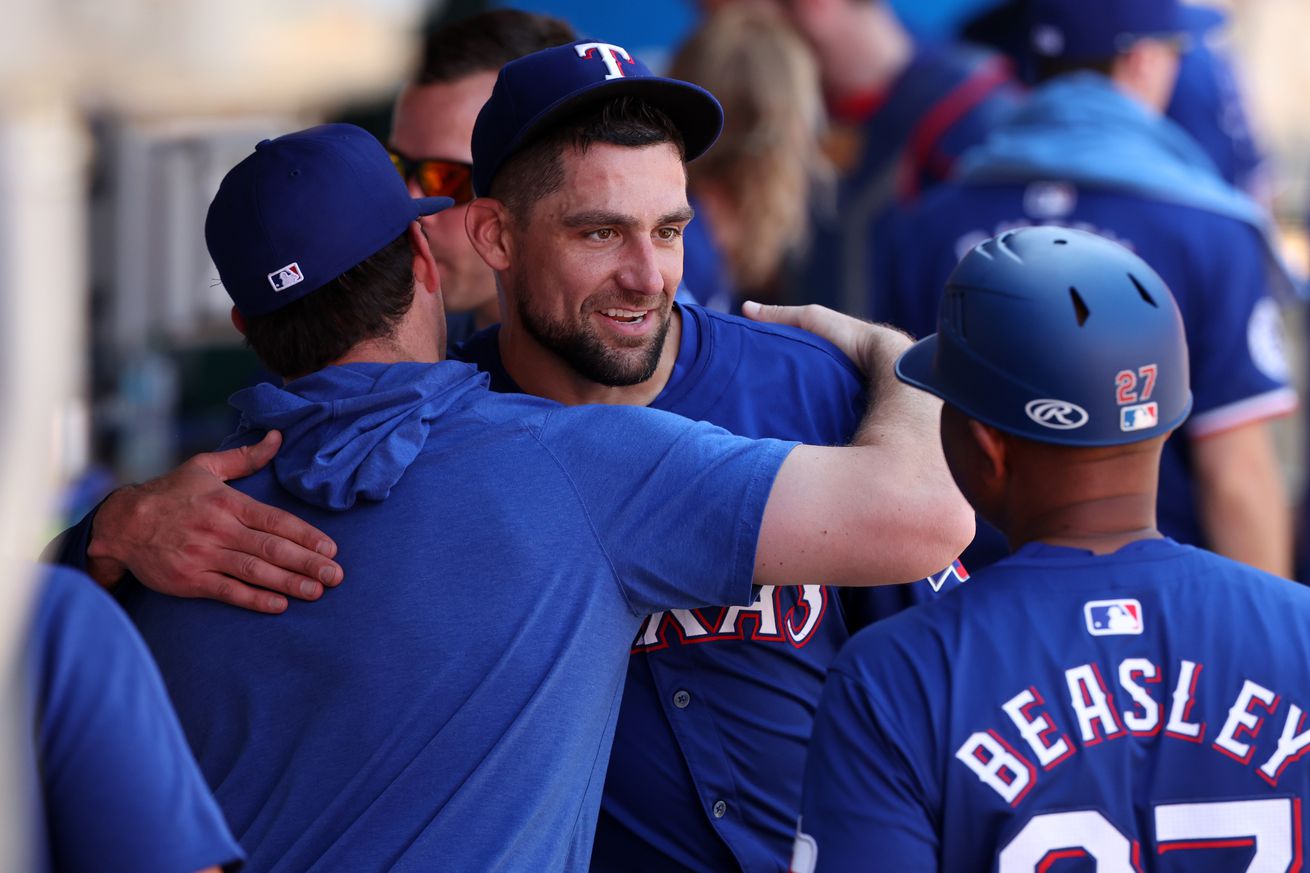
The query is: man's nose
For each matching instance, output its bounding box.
[618,237,664,295]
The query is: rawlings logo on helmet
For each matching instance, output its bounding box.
[1025,399,1089,430]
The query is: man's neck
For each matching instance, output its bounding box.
[326,305,444,371]
[497,307,682,407]
[1003,463,1163,556]
[1007,494,1162,556]
[997,443,1165,556]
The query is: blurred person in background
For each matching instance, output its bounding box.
[1165,4,1270,203]
[964,0,1272,203]
[389,9,576,347]
[22,565,241,873]
[875,0,1297,576]
[667,2,830,312]
[769,0,1022,316]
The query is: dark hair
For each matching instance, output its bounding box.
[416,10,576,85]
[241,233,415,379]
[489,96,687,219]
[1034,55,1117,83]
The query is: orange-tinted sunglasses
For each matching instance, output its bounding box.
[388,149,475,204]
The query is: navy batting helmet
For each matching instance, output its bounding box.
[896,226,1192,446]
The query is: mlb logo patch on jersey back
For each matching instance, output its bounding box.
[268,262,303,292]
[1084,599,1143,636]
[1120,402,1158,432]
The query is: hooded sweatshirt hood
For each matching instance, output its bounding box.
[228,362,489,510]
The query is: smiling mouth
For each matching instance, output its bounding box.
[599,307,649,325]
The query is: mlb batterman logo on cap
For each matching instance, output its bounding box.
[205,123,454,317]
[470,39,725,197]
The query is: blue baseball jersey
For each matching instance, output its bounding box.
[120,361,793,871]
[456,304,961,872]
[876,183,1295,568]
[1166,7,1268,198]
[795,538,1310,873]
[25,565,242,873]
[800,44,1021,316]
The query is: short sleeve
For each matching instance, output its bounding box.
[799,668,939,872]
[534,405,795,616]
[32,567,244,873]
[1183,222,1296,438]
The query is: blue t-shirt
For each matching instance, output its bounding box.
[796,538,1310,872]
[799,44,1021,316]
[25,565,242,873]
[876,183,1295,568]
[457,304,960,872]
[120,361,792,872]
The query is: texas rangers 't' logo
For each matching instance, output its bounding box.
[575,42,634,80]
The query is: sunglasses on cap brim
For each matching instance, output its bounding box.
[388,149,474,204]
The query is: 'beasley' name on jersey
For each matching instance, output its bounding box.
[959,656,1310,804]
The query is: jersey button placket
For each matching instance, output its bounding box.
[712,800,727,819]
[673,689,691,709]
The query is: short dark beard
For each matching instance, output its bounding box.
[517,295,671,387]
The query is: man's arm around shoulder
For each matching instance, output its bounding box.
[746,303,973,587]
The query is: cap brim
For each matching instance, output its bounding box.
[894,334,948,399]
[415,195,455,217]
[512,76,722,167]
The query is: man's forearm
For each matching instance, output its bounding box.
[1192,421,1293,577]
[849,323,942,454]
[751,310,973,588]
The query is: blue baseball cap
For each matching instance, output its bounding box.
[471,39,724,197]
[1030,0,1184,60]
[206,123,454,317]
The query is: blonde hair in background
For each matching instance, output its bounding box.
[670,2,831,291]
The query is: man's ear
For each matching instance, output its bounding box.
[968,419,1008,484]
[230,306,247,337]
[408,222,440,296]
[464,197,513,272]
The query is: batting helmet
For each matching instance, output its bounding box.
[896,226,1192,446]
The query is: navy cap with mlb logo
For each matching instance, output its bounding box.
[205,123,454,317]
[470,39,724,197]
